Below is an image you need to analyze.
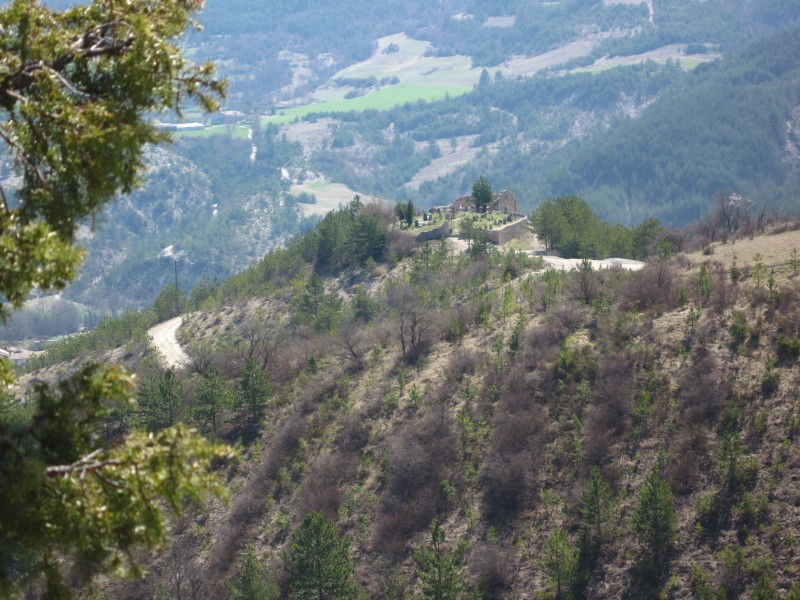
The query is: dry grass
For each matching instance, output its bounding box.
[684,228,800,274]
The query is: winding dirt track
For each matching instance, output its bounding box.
[148,316,191,369]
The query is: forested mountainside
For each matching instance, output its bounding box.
[21,199,800,599]
[14,0,799,330]
[10,2,800,599]
[295,27,800,226]
[189,0,800,107]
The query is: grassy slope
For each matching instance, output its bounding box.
[92,223,800,598]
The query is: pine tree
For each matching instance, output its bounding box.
[139,367,185,431]
[228,544,279,600]
[542,527,578,599]
[238,358,272,426]
[632,465,676,563]
[285,512,359,600]
[698,264,714,304]
[412,519,467,600]
[580,467,616,549]
[194,366,232,434]
[790,247,800,277]
[471,176,493,213]
[752,253,767,287]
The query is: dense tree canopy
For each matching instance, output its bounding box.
[530,195,663,259]
[0,0,231,596]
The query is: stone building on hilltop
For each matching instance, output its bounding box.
[439,189,519,214]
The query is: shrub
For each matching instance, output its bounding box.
[374,411,458,556]
[664,428,709,495]
[678,352,727,423]
[447,346,484,381]
[469,543,514,598]
[620,263,674,313]
[482,452,531,523]
[299,453,357,517]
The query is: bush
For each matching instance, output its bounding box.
[482,452,531,523]
[299,453,357,517]
[678,352,727,423]
[447,346,484,381]
[664,428,709,495]
[469,543,514,598]
[374,411,458,556]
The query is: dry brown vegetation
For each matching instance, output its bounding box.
[29,219,800,599]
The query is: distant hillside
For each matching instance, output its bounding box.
[315,26,800,226]
[29,0,800,321]
[191,0,799,111]
[545,26,800,225]
[56,132,313,317]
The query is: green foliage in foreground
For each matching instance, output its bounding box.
[0,365,233,597]
[0,0,234,595]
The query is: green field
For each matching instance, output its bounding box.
[262,85,471,125]
[577,55,716,75]
[174,124,251,139]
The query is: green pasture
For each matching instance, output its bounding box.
[578,55,715,75]
[262,84,470,125]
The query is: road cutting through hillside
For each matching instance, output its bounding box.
[541,256,644,271]
[148,316,191,369]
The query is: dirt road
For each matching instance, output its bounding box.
[148,316,191,369]
[541,256,644,271]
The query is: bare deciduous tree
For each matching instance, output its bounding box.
[235,311,287,372]
[332,319,372,368]
[388,283,437,362]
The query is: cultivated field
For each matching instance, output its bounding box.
[289,179,370,216]
[262,33,480,126]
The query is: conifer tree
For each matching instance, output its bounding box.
[228,544,279,600]
[471,176,493,213]
[632,464,676,564]
[0,1,230,595]
[194,366,232,434]
[238,358,272,426]
[285,512,359,600]
[139,367,185,431]
[542,527,578,599]
[413,519,467,600]
[579,467,616,550]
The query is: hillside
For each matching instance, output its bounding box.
[20,202,800,599]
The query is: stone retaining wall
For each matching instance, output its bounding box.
[415,220,451,242]
[485,217,529,245]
